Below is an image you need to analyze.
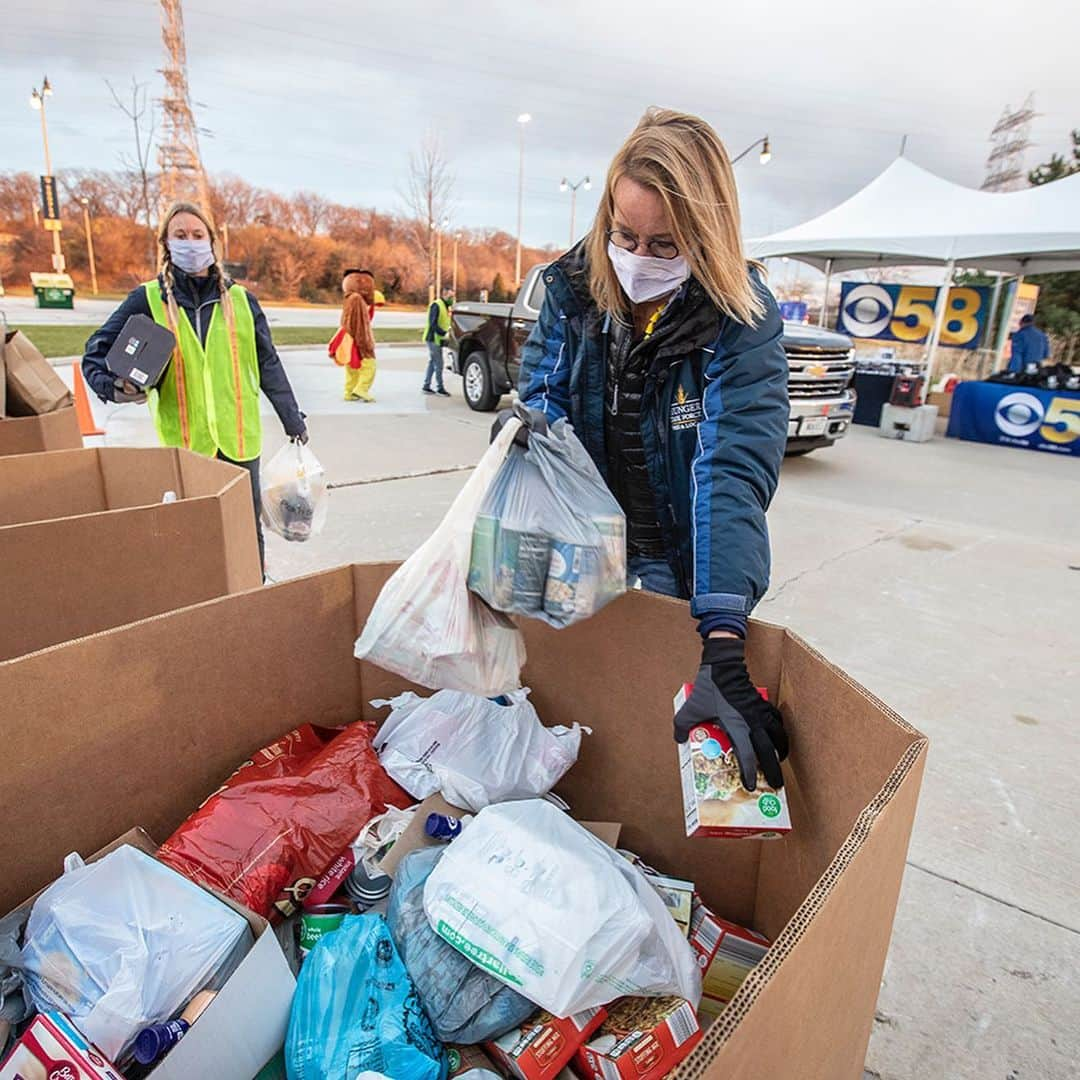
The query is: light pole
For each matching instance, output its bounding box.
[559,175,591,248]
[452,231,461,296]
[80,197,98,296]
[730,134,771,167]
[514,113,531,288]
[435,215,449,293]
[30,76,65,273]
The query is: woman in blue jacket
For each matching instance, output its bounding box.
[519,108,790,790]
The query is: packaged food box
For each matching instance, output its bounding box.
[485,1007,607,1080]
[573,996,702,1080]
[648,873,694,937]
[689,896,771,1017]
[447,1043,502,1077]
[0,1012,125,1080]
[674,684,792,838]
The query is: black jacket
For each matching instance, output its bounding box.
[82,267,306,438]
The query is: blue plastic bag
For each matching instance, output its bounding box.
[387,847,534,1043]
[285,914,447,1080]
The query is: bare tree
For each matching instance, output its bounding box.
[293,191,331,237]
[401,132,455,296]
[107,77,157,270]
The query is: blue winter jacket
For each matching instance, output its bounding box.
[519,244,788,632]
[1008,324,1051,372]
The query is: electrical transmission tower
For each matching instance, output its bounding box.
[158,0,211,213]
[981,94,1036,192]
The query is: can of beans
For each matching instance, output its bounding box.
[299,903,350,957]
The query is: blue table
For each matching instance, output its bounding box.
[946,381,1080,458]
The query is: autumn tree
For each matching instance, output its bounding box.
[402,132,455,300]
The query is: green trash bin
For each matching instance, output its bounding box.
[30,272,75,310]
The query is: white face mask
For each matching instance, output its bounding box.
[607,241,690,303]
[168,238,215,274]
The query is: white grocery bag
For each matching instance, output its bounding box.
[355,419,526,696]
[260,439,329,542]
[423,800,702,1017]
[372,688,584,812]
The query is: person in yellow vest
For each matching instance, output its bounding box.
[422,285,454,396]
[82,201,307,573]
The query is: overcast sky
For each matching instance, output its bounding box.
[3,0,1078,250]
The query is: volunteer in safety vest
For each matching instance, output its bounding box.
[422,285,454,396]
[82,201,307,572]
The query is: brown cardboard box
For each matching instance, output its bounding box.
[0,565,927,1080]
[0,406,83,457]
[927,389,953,418]
[3,329,74,415]
[0,446,261,660]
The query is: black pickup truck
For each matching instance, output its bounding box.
[448,263,858,454]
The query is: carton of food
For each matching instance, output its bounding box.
[573,996,702,1080]
[485,1007,607,1080]
[675,684,792,838]
[689,896,770,1017]
[0,1012,125,1080]
[648,873,694,937]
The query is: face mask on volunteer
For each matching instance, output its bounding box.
[168,238,215,274]
[607,241,690,304]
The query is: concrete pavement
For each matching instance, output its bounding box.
[1,292,424,328]
[75,345,1079,1078]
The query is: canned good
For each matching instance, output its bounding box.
[298,903,349,956]
[344,863,392,909]
[425,812,465,841]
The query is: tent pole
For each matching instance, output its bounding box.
[996,274,1025,369]
[819,258,833,327]
[923,259,955,397]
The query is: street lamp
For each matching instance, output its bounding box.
[730,134,771,167]
[452,231,462,296]
[559,175,591,248]
[80,197,98,296]
[436,214,450,294]
[514,112,531,288]
[30,75,65,273]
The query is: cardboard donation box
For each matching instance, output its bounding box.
[0,406,83,456]
[0,565,928,1080]
[0,329,82,456]
[0,447,262,661]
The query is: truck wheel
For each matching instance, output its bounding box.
[463,351,500,412]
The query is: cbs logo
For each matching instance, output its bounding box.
[994,392,1044,437]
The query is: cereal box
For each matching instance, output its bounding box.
[0,1012,125,1080]
[485,1007,607,1080]
[573,996,702,1080]
[675,684,792,838]
[689,896,771,1017]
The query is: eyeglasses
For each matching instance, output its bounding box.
[606,228,680,261]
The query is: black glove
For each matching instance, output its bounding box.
[291,429,309,446]
[112,377,147,404]
[490,401,548,447]
[674,637,789,791]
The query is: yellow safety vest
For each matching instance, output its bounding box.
[144,279,262,461]
[429,297,452,342]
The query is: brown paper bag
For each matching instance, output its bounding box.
[3,331,73,416]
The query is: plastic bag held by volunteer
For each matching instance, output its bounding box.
[388,847,535,1043]
[20,845,250,1059]
[354,419,526,696]
[261,440,329,542]
[469,417,626,627]
[372,688,584,812]
[423,800,701,1017]
[285,914,447,1080]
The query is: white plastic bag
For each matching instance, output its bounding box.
[372,689,584,812]
[423,800,701,1017]
[468,417,626,627]
[261,439,329,542]
[20,844,249,1058]
[355,419,526,696]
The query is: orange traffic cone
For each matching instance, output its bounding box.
[72,361,105,436]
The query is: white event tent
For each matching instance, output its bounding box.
[748,158,1080,383]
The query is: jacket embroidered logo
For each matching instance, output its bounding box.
[670,384,704,430]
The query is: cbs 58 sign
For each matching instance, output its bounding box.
[995,391,1080,451]
[839,282,991,350]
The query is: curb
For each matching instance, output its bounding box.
[47,340,422,367]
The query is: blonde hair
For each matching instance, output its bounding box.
[587,108,764,326]
[156,200,245,454]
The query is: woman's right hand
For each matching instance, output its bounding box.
[113,377,147,404]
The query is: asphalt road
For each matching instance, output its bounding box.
[66,345,1080,1080]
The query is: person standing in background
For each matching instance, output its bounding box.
[82,201,307,574]
[1008,313,1051,372]
[422,285,454,396]
[336,270,378,402]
